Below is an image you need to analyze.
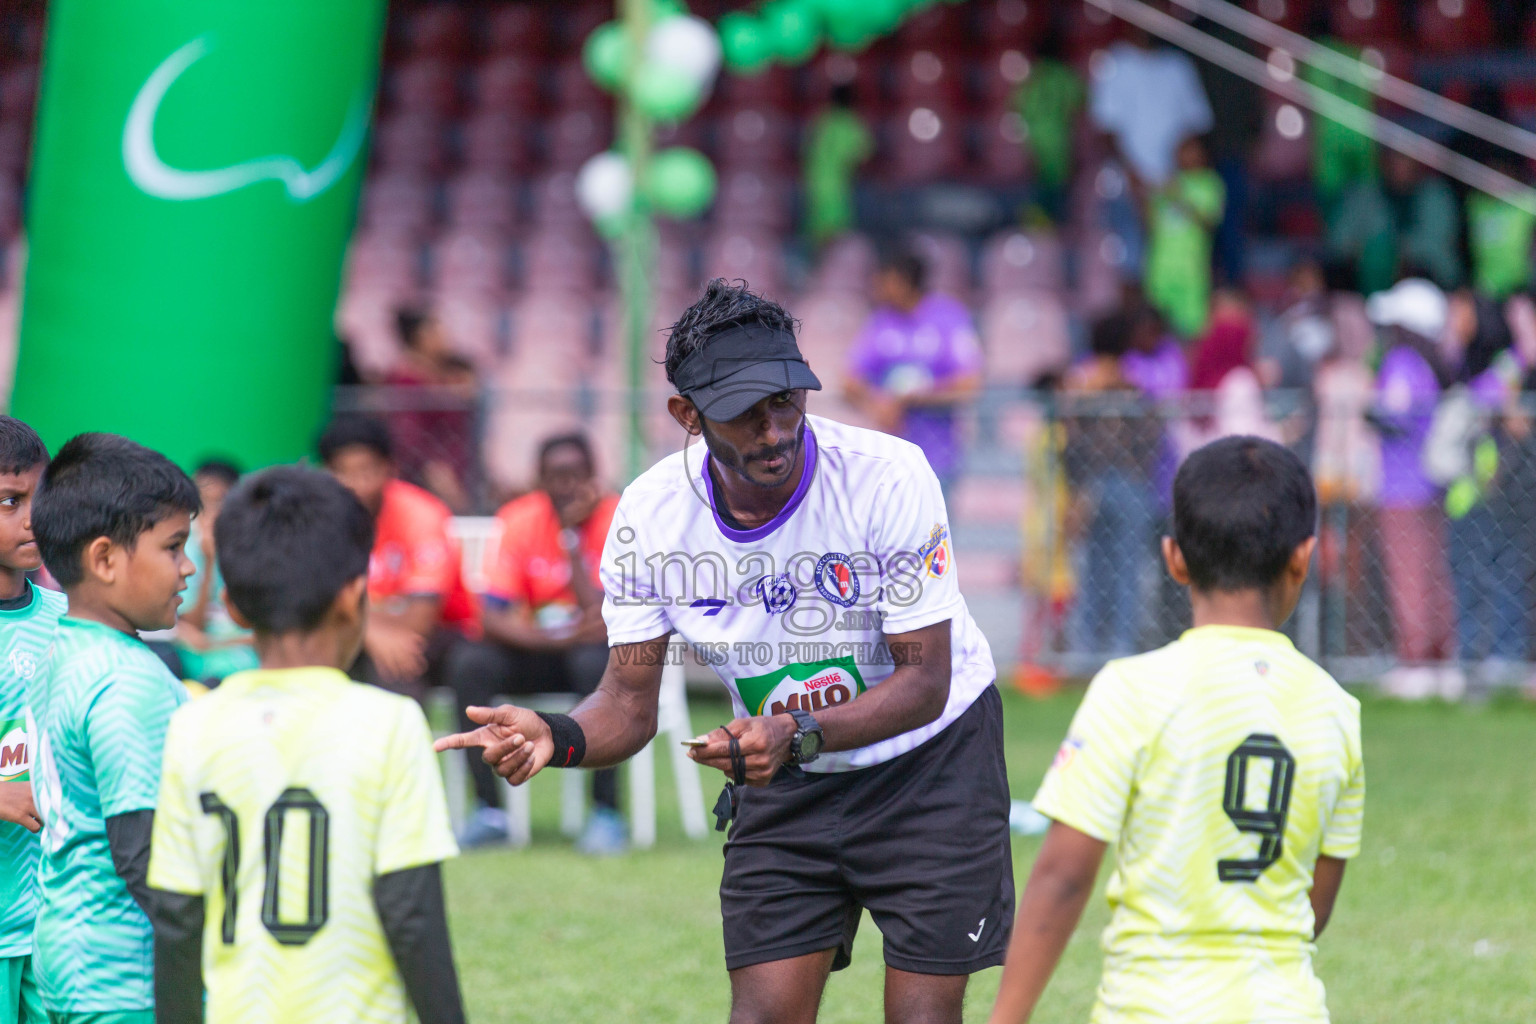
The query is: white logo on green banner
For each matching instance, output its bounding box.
[736,657,866,717]
[123,35,370,203]
[0,718,29,782]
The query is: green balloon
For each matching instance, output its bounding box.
[582,22,630,92]
[632,63,702,121]
[720,12,773,73]
[766,0,820,65]
[645,147,717,219]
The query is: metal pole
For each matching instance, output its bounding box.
[620,0,656,483]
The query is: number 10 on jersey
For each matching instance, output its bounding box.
[201,788,331,945]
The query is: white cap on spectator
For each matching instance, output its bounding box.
[1365,278,1448,340]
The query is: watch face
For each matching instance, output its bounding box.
[798,727,824,761]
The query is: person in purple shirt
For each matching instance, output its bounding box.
[845,251,983,492]
[1366,279,1458,696]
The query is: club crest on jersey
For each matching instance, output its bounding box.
[753,573,797,614]
[1051,736,1084,771]
[0,719,29,782]
[815,553,860,607]
[8,648,36,679]
[918,523,951,579]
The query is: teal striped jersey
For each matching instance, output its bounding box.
[27,617,188,1012]
[0,582,67,958]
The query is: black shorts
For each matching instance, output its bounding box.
[720,685,1014,975]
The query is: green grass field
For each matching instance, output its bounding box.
[443,688,1536,1023]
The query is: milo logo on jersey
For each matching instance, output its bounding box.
[0,717,28,782]
[736,656,867,716]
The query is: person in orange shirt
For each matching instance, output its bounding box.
[446,433,623,853]
[320,416,477,702]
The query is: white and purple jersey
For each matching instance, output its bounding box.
[600,415,996,772]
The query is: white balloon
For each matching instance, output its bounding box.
[646,15,722,92]
[575,151,633,221]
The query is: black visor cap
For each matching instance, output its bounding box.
[675,324,822,421]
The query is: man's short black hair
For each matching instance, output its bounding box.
[664,279,799,391]
[318,415,393,464]
[877,248,926,291]
[34,433,201,588]
[538,432,594,474]
[395,307,429,350]
[1089,310,1132,358]
[0,416,48,476]
[193,458,241,488]
[215,466,374,633]
[1172,436,1317,592]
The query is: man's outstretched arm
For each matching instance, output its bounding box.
[988,821,1106,1024]
[435,634,670,783]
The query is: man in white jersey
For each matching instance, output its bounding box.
[439,280,1013,1024]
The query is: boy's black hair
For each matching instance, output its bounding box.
[317,415,393,464]
[193,458,242,488]
[1172,436,1317,592]
[538,432,594,475]
[215,466,374,633]
[664,279,800,390]
[33,433,201,588]
[0,416,48,476]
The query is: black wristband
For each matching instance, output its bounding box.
[536,712,586,768]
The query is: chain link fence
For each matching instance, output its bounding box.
[329,382,1536,690]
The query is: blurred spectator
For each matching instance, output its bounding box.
[445,433,625,854]
[172,459,257,686]
[320,415,478,702]
[1330,149,1463,294]
[1144,135,1224,339]
[1191,14,1262,286]
[1012,19,1084,224]
[1465,160,1536,300]
[1302,35,1378,214]
[1120,297,1187,399]
[1062,311,1161,656]
[1440,290,1529,681]
[386,307,478,512]
[1365,279,1458,696]
[1185,290,1275,446]
[1088,22,1212,190]
[845,249,982,494]
[1267,259,1336,395]
[803,83,874,248]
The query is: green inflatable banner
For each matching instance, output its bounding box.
[13,0,385,469]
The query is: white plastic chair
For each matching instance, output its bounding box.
[440,520,709,848]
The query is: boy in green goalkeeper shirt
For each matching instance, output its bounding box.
[28,434,200,1024]
[1145,134,1225,340]
[990,436,1363,1024]
[0,418,66,1024]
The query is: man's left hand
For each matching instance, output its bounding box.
[688,714,797,786]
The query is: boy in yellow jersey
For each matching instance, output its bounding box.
[990,435,1363,1024]
[147,467,464,1024]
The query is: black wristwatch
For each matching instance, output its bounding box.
[787,708,824,765]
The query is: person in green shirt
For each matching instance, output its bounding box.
[1466,158,1536,299]
[28,433,199,1023]
[1012,25,1084,224]
[1303,36,1379,215]
[171,459,256,685]
[0,416,65,1024]
[1329,148,1463,295]
[1145,135,1225,340]
[803,84,874,248]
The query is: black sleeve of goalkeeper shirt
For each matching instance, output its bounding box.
[373,862,466,1024]
[106,810,157,918]
[150,889,206,1024]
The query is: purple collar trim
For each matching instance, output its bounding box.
[702,426,818,543]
